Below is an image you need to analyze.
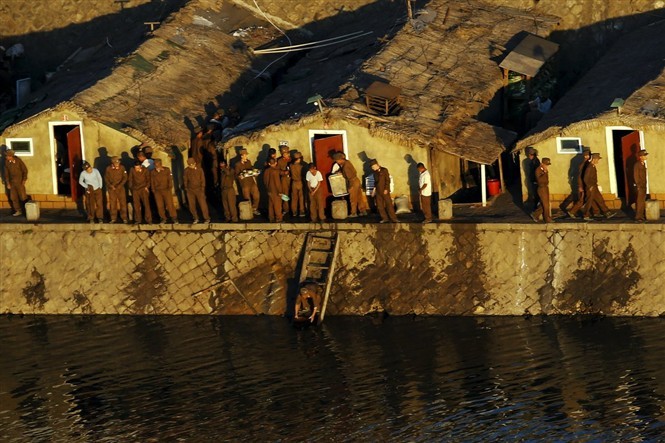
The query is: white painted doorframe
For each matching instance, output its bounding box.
[48,121,86,194]
[604,126,647,196]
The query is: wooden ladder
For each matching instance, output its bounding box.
[297,231,340,322]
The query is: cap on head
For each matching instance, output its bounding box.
[143,146,153,154]
[582,147,591,154]
[333,152,345,161]
[639,149,649,157]
[154,158,162,165]
[187,158,196,165]
[369,159,379,167]
[6,149,14,156]
[240,148,248,155]
[542,158,551,165]
[592,153,602,160]
[111,156,120,164]
[293,151,302,159]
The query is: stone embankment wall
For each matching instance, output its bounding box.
[2,223,664,317]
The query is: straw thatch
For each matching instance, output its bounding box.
[2,0,279,149]
[516,19,665,152]
[227,0,559,164]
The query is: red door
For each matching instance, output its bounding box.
[67,126,83,201]
[313,135,344,200]
[621,131,640,205]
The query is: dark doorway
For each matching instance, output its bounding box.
[53,124,83,200]
[611,129,640,205]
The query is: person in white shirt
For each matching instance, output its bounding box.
[306,163,325,222]
[79,161,104,223]
[417,162,433,223]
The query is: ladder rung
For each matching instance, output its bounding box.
[308,263,329,269]
[310,248,333,252]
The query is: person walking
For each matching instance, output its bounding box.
[417,162,433,223]
[3,149,28,216]
[150,158,178,224]
[530,158,553,223]
[219,159,238,222]
[370,159,398,223]
[633,150,649,222]
[128,161,152,224]
[333,152,368,218]
[581,153,615,221]
[306,163,325,223]
[79,161,104,223]
[105,156,128,223]
[183,158,210,224]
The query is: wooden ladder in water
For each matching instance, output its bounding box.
[297,231,340,323]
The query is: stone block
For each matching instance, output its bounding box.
[438,199,453,220]
[646,200,660,221]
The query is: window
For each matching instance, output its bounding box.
[5,138,33,156]
[556,137,582,154]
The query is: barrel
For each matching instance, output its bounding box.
[239,201,253,221]
[331,200,348,220]
[487,179,501,196]
[646,199,660,221]
[394,195,411,214]
[25,201,40,222]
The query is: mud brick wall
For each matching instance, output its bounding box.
[1,223,664,316]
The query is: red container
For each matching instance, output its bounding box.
[487,179,501,196]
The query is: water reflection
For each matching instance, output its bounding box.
[1,316,664,441]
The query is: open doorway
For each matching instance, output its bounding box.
[50,122,85,200]
[610,128,641,206]
[309,130,348,201]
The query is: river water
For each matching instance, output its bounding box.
[1,316,664,442]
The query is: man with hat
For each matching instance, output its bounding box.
[370,159,398,223]
[560,147,592,219]
[333,152,368,218]
[582,153,615,221]
[189,127,205,166]
[128,161,152,224]
[105,156,128,223]
[183,158,210,224]
[79,161,104,223]
[277,142,291,215]
[150,158,178,223]
[290,151,306,217]
[263,157,283,222]
[2,149,28,216]
[530,158,553,223]
[633,149,649,222]
[525,147,541,210]
[219,159,238,222]
[234,148,260,216]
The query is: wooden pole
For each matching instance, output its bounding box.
[406,0,413,20]
[498,154,506,195]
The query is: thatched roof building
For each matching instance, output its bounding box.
[1,0,279,149]
[227,0,559,165]
[516,19,665,152]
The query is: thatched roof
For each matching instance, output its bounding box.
[227,0,559,164]
[2,0,279,149]
[516,19,665,152]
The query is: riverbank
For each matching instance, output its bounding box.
[2,221,664,316]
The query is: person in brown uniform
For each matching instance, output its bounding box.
[277,145,291,215]
[234,149,261,216]
[290,152,306,217]
[370,159,398,223]
[294,282,323,324]
[183,158,210,224]
[264,157,283,222]
[219,159,238,222]
[560,148,591,219]
[150,158,178,224]
[189,127,205,166]
[128,161,152,224]
[105,156,128,223]
[633,149,649,222]
[3,149,28,216]
[530,158,554,223]
[582,153,615,221]
[334,152,368,218]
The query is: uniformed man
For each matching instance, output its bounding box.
[294,282,323,324]
[234,148,260,216]
[333,152,368,218]
[183,158,210,224]
[581,153,615,221]
[290,151,306,217]
[79,161,104,223]
[306,163,325,222]
[3,149,28,216]
[561,147,592,219]
[150,158,178,223]
[105,156,128,223]
[128,161,152,224]
[370,159,398,223]
[633,149,649,222]
[530,158,553,223]
[526,147,541,210]
[277,144,291,215]
[189,127,205,166]
[264,157,283,222]
[219,159,238,222]
[201,125,218,197]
